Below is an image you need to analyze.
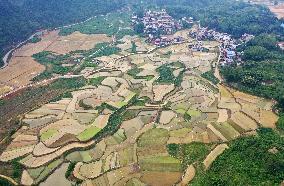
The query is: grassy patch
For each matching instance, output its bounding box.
[77,126,101,141]
[170,128,191,137]
[113,129,127,143]
[187,109,201,117]
[127,67,154,81]
[122,110,138,121]
[138,128,169,147]
[139,156,182,172]
[40,129,58,141]
[88,77,105,86]
[35,159,63,183]
[80,151,92,162]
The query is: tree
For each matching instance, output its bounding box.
[276,114,284,130]
[243,46,270,61]
[131,41,137,53]
[248,34,278,50]
[134,22,144,34]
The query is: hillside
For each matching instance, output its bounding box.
[0,1,284,185]
[0,0,126,67]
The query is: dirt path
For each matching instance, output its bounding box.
[0,174,18,185]
[214,46,223,83]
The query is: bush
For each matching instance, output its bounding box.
[89,77,105,86]
[184,112,191,121]
[201,70,220,85]
[11,160,24,179]
[167,143,210,170]
[65,162,76,179]
[156,65,175,84]
[276,114,284,131]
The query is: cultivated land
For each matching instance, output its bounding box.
[247,0,284,18]
[0,11,280,186]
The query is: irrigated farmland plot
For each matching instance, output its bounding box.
[0,25,280,186]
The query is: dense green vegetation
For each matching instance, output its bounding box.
[277,114,284,131]
[184,112,192,122]
[141,0,284,38]
[167,143,210,170]
[131,41,137,53]
[221,34,284,111]
[156,63,185,86]
[59,11,134,39]
[94,97,138,141]
[156,65,176,84]
[201,70,220,85]
[32,42,121,80]
[50,77,87,90]
[88,77,105,86]
[192,128,284,185]
[11,159,24,180]
[0,178,13,186]
[0,0,127,67]
[127,67,154,81]
[32,51,72,81]
[28,37,41,43]
[65,162,76,179]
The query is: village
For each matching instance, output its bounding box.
[132,9,193,47]
[132,9,256,66]
[0,5,282,186]
[188,26,255,66]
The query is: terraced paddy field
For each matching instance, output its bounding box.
[0,25,280,186]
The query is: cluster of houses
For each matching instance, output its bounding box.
[278,42,284,50]
[132,9,193,47]
[188,41,209,52]
[189,26,254,65]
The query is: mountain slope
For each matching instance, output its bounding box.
[0,0,126,66]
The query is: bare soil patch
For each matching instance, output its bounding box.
[46,31,111,54]
[269,3,284,18]
[203,144,229,169]
[140,171,182,186]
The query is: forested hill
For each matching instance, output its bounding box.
[1,0,283,67]
[140,0,283,38]
[0,0,126,67]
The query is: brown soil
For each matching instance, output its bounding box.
[46,32,111,54]
[269,3,284,18]
[0,31,111,91]
[0,80,71,150]
[0,56,45,88]
[49,133,79,148]
[140,171,182,186]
